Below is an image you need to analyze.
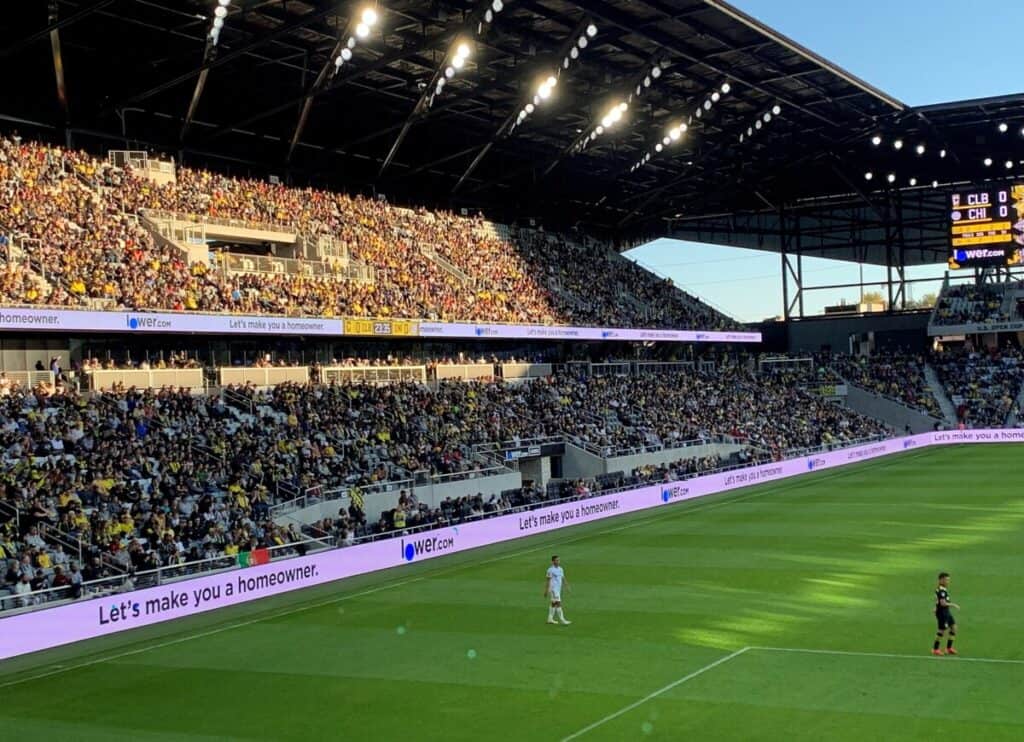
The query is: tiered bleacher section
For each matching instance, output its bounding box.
[0,136,737,329]
[930,345,1024,428]
[830,352,942,417]
[932,283,1024,328]
[0,365,889,608]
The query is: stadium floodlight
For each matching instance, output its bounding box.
[939,148,947,158]
[893,139,903,150]
[739,133,744,143]
[909,177,917,186]
[586,23,598,37]
[213,16,224,29]
[669,126,681,141]
[915,144,925,155]
[771,104,781,115]
[656,143,663,152]
[525,103,535,114]
[457,42,471,59]
[341,47,353,61]
[932,180,939,188]
[711,92,720,103]
[721,82,732,94]
[214,5,228,18]
[747,127,753,136]
[618,102,627,112]
[651,66,662,79]
[1020,126,1024,137]
[452,56,465,69]
[348,37,357,48]
[887,173,896,183]
[564,57,571,69]
[871,134,882,146]
[578,36,588,49]
[643,76,651,88]
[492,0,504,11]
[864,171,873,180]
[984,157,993,166]
[999,122,1009,133]
[362,7,378,25]
[335,56,344,69]
[695,108,702,119]
[763,112,771,123]
[356,22,370,37]
[485,8,493,22]
[755,120,763,130]
[595,125,604,135]
[445,66,455,78]
[703,100,712,110]
[218,0,230,5]
[1006,160,1014,169]
[662,136,671,146]
[570,47,579,59]
[538,84,553,100]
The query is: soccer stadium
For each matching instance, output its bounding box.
[1,0,1023,739]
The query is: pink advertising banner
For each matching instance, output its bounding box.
[2,429,1022,661]
[0,307,761,344]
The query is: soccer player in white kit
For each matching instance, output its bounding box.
[544,555,571,625]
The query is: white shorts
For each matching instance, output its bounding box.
[549,591,562,603]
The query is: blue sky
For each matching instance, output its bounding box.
[625,0,1022,322]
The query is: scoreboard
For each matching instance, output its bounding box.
[948,183,1024,269]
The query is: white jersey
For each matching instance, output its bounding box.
[546,565,564,597]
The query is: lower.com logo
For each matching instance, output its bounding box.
[661,485,690,503]
[126,314,172,330]
[401,534,456,562]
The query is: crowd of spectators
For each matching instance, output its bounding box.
[0,363,891,608]
[305,445,774,547]
[930,344,1024,427]
[831,352,942,417]
[932,284,1013,326]
[0,135,737,330]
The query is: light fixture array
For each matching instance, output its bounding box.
[430,0,508,107]
[865,119,1023,187]
[209,0,231,46]
[432,40,473,99]
[630,82,731,172]
[331,7,379,75]
[737,102,782,145]
[509,23,598,134]
[578,60,671,155]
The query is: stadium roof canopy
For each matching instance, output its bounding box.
[4,0,1024,269]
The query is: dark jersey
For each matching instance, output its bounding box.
[935,587,951,612]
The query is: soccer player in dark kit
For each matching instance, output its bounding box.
[932,572,961,656]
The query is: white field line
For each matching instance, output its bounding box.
[559,647,752,742]
[0,578,425,690]
[750,645,1024,666]
[560,644,1024,740]
[0,461,905,690]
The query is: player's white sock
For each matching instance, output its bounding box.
[547,606,555,622]
[556,607,569,623]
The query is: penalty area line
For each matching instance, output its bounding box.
[559,647,752,742]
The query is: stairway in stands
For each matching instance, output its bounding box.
[924,362,958,425]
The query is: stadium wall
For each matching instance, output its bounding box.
[843,384,947,433]
[781,312,930,353]
[2,428,1023,661]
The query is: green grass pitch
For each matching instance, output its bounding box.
[2,444,1023,740]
